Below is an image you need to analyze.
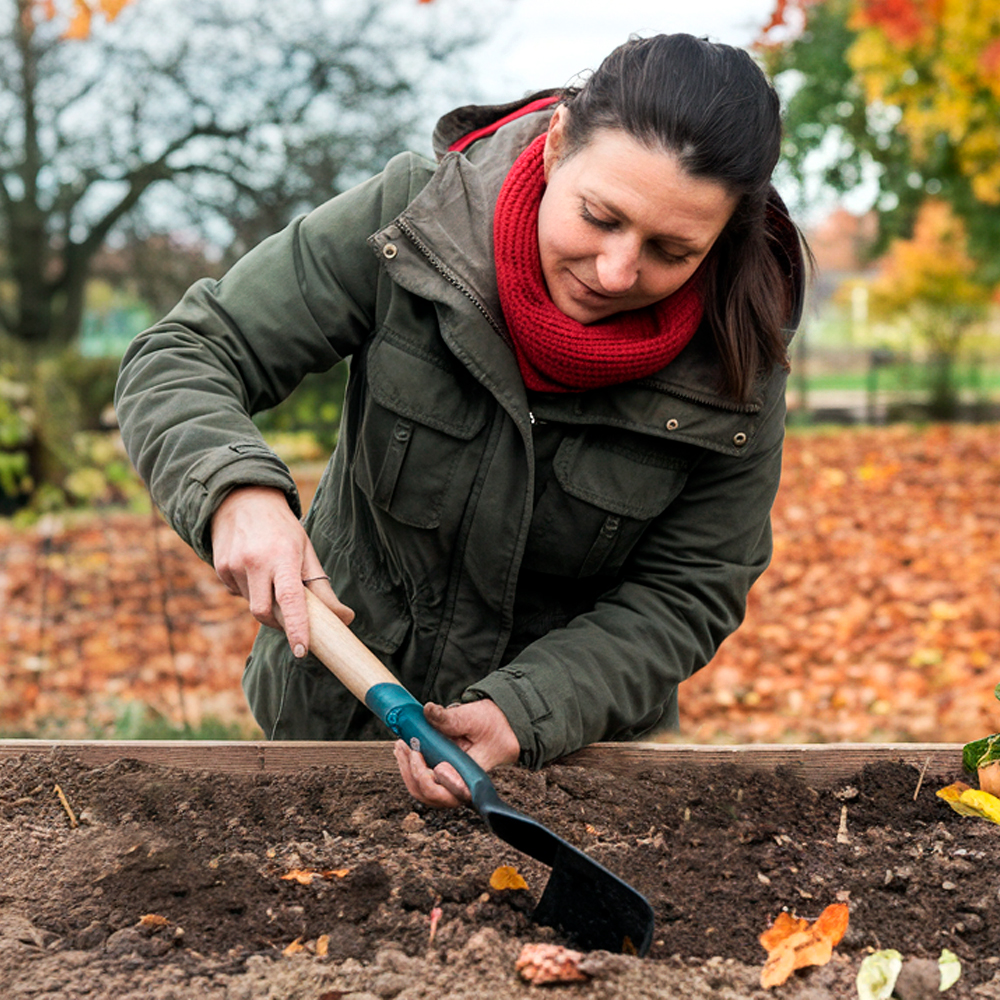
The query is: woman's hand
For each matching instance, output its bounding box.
[210,485,354,657]
[393,700,521,809]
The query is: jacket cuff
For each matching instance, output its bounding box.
[177,442,301,563]
[463,667,553,770]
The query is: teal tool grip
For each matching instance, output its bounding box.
[366,682,493,805]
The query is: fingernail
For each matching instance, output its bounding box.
[293,643,306,659]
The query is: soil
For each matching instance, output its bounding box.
[1,751,999,999]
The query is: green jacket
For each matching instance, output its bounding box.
[116,100,803,767]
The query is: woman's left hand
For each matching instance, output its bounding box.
[393,700,520,809]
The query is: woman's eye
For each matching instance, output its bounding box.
[653,244,692,265]
[580,203,617,230]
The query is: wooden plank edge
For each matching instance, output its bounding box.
[0,739,966,784]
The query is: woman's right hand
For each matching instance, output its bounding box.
[210,485,354,658]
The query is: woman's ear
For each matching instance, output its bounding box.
[542,105,568,181]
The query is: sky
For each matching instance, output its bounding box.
[472,0,782,100]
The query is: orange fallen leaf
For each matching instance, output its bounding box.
[282,936,305,957]
[516,943,589,984]
[490,865,529,891]
[315,934,329,957]
[138,913,170,928]
[281,868,350,885]
[759,911,807,952]
[759,903,849,988]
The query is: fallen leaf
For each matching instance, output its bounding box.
[282,937,304,957]
[936,783,1000,824]
[138,913,170,928]
[281,868,350,884]
[759,911,807,952]
[516,943,589,985]
[759,903,849,988]
[315,934,329,957]
[489,865,528,891]
[939,948,962,990]
[857,949,903,1000]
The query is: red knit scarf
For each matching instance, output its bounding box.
[493,134,705,393]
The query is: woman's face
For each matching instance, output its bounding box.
[538,109,738,324]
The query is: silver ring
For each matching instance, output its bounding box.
[302,575,329,585]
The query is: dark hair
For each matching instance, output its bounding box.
[561,34,803,402]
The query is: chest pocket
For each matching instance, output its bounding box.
[522,428,694,578]
[352,330,488,529]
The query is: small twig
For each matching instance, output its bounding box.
[54,784,78,828]
[913,756,932,801]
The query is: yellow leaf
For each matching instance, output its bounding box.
[958,788,1000,825]
[936,782,980,814]
[138,913,170,928]
[936,782,1000,821]
[281,869,317,885]
[282,937,304,957]
[281,867,350,884]
[315,934,329,957]
[62,1,91,39]
[490,865,529,891]
[99,0,131,19]
[759,903,849,988]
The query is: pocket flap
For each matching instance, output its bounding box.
[553,433,691,519]
[367,334,487,439]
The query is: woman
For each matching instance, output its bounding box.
[116,34,807,808]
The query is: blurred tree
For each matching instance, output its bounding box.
[1,0,492,510]
[863,199,993,417]
[1,0,485,350]
[759,0,1000,278]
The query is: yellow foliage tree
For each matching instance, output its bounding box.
[864,199,995,415]
[763,0,1000,204]
[847,0,1000,204]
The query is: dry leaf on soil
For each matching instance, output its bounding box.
[489,865,529,891]
[759,902,849,988]
[280,868,350,885]
[516,943,589,985]
[936,783,1000,824]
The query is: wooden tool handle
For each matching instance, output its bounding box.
[303,587,400,704]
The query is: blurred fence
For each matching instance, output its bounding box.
[0,509,260,738]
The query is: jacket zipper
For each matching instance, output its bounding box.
[394,218,512,348]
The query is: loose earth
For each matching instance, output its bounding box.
[1,751,998,998]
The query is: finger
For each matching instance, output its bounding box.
[424,702,464,737]
[394,741,463,809]
[272,567,309,659]
[301,575,355,626]
[245,564,281,632]
[432,761,471,804]
[215,565,246,599]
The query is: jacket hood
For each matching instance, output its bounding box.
[432,90,564,160]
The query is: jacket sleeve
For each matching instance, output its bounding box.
[465,376,787,768]
[115,156,426,562]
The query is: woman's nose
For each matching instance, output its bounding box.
[594,239,639,293]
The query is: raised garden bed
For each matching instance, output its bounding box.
[1,741,997,998]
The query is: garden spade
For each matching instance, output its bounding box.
[303,588,656,955]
